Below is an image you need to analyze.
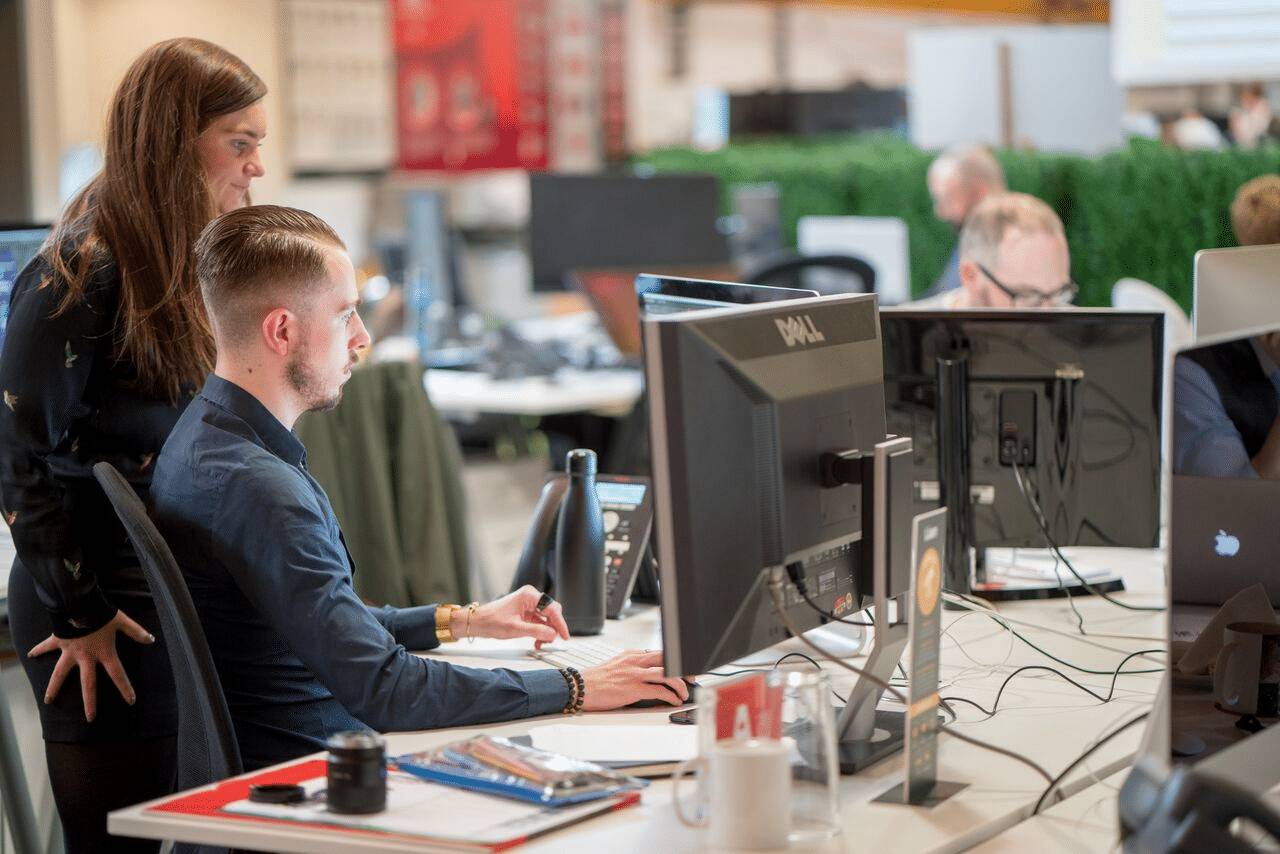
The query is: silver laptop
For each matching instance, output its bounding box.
[1170,474,1280,606]
[1192,244,1280,340]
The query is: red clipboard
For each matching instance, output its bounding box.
[147,759,642,852]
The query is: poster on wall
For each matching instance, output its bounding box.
[393,0,550,171]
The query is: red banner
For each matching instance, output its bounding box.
[393,0,549,171]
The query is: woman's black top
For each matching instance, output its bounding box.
[0,251,194,638]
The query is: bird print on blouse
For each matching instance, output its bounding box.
[64,342,78,369]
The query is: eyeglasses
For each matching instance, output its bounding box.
[976,263,1078,308]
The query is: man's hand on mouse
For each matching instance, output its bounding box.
[580,650,690,710]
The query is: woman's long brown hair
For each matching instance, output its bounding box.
[46,38,267,403]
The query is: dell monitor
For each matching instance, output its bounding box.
[528,173,731,292]
[879,308,1164,598]
[0,224,50,348]
[643,293,887,676]
[1193,244,1280,340]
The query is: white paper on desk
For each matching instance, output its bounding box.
[527,724,698,764]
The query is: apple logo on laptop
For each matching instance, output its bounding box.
[1215,530,1241,558]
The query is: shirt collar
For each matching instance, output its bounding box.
[199,374,307,467]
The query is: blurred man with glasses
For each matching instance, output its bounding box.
[912,192,1076,310]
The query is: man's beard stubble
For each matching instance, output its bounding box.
[286,350,358,414]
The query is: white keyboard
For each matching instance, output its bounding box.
[530,639,625,670]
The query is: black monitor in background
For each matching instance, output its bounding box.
[0,224,51,348]
[643,293,888,676]
[635,273,816,315]
[528,173,731,292]
[602,274,819,480]
[879,308,1163,599]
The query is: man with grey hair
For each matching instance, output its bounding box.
[912,192,1076,310]
[925,145,1007,296]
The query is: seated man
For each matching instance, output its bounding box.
[151,205,687,770]
[910,192,1075,310]
[923,144,1007,297]
[1173,331,1280,480]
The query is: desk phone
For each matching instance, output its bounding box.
[510,473,654,619]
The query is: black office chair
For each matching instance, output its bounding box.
[743,251,877,295]
[93,462,242,854]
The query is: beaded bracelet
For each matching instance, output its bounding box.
[558,668,578,714]
[566,666,585,714]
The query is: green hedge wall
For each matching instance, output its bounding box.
[634,135,1280,310]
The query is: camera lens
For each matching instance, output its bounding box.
[326,730,386,814]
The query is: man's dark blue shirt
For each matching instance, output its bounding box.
[150,374,567,770]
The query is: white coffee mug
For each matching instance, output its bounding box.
[672,738,791,850]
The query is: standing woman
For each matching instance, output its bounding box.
[0,38,266,852]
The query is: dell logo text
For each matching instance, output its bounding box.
[775,315,826,348]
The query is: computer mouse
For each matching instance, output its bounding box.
[628,678,698,709]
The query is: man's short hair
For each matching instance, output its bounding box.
[1231,174,1280,246]
[958,192,1066,269]
[195,205,346,344]
[930,144,1008,193]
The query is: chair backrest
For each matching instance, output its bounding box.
[743,251,877,296]
[796,215,910,304]
[1112,277,1193,351]
[91,463,242,794]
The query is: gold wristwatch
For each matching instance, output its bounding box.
[435,603,461,643]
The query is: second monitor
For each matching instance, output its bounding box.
[880,308,1163,596]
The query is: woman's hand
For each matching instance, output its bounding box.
[28,610,155,721]
[453,586,570,647]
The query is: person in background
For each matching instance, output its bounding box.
[911,192,1075,310]
[150,206,689,772]
[1165,110,1228,151]
[1229,83,1276,149]
[0,39,267,853]
[1231,174,1280,247]
[1174,332,1280,480]
[1173,174,1280,479]
[924,144,1007,297]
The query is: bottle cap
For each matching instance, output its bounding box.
[565,448,597,476]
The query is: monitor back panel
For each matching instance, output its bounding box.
[880,309,1163,550]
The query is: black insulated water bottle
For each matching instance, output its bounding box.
[555,449,605,635]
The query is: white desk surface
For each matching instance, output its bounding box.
[970,769,1127,853]
[425,368,643,418]
[110,547,1167,854]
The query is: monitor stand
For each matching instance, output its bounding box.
[832,437,916,774]
[833,618,909,773]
